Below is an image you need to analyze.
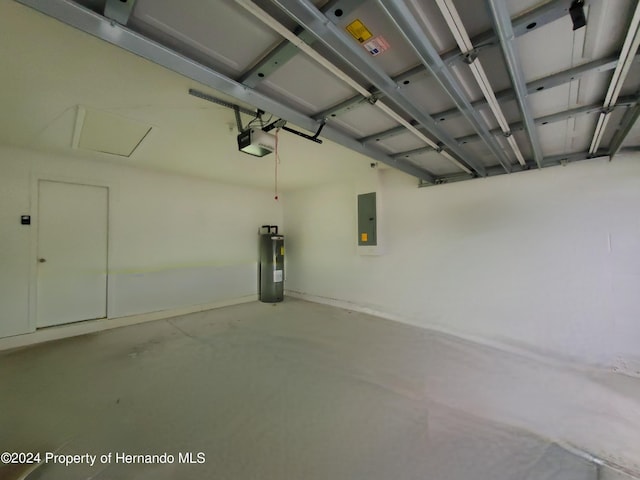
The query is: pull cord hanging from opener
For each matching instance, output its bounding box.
[274,127,280,201]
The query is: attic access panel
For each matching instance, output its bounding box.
[76,107,152,157]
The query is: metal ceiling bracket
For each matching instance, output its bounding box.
[361,55,629,143]
[435,0,526,166]
[238,27,315,87]
[238,0,367,87]
[272,118,328,144]
[359,125,407,143]
[322,0,369,22]
[233,106,244,132]
[270,0,487,176]
[542,151,607,167]
[393,97,638,158]
[280,124,324,143]
[484,0,579,46]
[16,0,436,184]
[104,0,136,26]
[310,0,571,121]
[462,50,478,65]
[431,54,630,125]
[418,149,608,187]
[608,102,640,158]
[378,0,514,172]
[533,97,635,127]
[188,88,256,116]
[191,87,329,144]
[391,146,434,159]
[588,1,640,154]
[525,54,624,94]
[313,95,370,120]
[486,0,544,168]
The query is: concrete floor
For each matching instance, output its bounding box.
[1,299,597,479]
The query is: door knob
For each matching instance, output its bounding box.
[38,258,46,263]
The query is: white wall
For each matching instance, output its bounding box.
[284,155,640,373]
[0,145,282,339]
[284,155,640,470]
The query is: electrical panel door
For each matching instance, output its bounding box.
[357,192,377,246]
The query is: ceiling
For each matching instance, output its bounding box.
[3,0,640,189]
[0,1,376,190]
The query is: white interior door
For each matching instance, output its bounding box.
[37,180,108,327]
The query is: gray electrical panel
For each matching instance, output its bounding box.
[357,192,377,246]
[259,225,284,303]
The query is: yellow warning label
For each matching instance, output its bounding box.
[280,246,285,256]
[361,233,368,242]
[346,19,373,43]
